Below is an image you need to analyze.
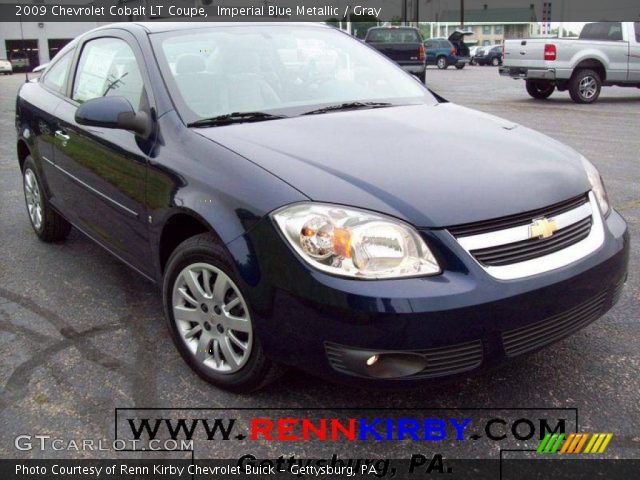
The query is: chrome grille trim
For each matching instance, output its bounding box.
[452,192,605,280]
[457,201,592,251]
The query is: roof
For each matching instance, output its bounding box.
[439,7,537,23]
[129,21,328,34]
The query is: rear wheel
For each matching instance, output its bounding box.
[569,69,601,104]
[491,57,501,66]
[163,233,281,393]
[436,56,448,70]
[525,80,555,99]
[455,64,465,70]
[22,156,71,242]
[416,69,426,83]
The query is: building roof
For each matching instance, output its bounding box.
[439,7,537,23]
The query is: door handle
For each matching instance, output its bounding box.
[55,130,70,146]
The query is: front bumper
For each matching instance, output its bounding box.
[228,209,628,386]
[499,66,556,80]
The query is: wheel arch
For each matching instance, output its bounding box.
[17,139,30,172]
[157,209,225,275]
[572,57,607,82]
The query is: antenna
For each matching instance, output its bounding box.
[19,18,28,83]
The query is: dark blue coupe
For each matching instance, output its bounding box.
[16,22,628,392]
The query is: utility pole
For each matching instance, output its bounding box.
[460,0,465,28]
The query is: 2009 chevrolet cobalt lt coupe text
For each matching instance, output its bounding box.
[16,23,628,392]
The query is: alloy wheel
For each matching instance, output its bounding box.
[24,169,43,231]
[172,263,252,374]
[579,76,597,100]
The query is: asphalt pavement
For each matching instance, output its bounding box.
[0,66,638,460]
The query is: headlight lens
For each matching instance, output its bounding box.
[272,203,440,279]
[581,157,610,216]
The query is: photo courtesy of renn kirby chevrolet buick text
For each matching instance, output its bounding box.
[15,22,628,392]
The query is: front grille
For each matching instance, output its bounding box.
[448,194,589,237]
[502,288,611,357]
[471,216,592,266]
[325,340,483,379]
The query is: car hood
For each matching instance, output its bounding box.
[198,103,590,228]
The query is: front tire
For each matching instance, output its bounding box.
[526,80,555,99]
[436,56,448,69]
[162,233,281,393]
[22,156,71,242]
[569,69,601,104]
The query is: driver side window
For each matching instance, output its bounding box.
[72,37,145,110]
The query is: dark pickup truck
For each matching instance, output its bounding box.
[364,26,426,82]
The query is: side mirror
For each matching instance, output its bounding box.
[75,96,150,137]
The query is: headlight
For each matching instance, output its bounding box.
[581,157,610,216]
[272,203,440,279]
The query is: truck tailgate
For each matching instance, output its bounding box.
[503,39,548,68]
[369,42,423,64]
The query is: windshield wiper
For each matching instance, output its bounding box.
[302,102,393,116]
[188,111,287,127]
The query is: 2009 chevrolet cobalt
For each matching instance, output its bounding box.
[16,23,628,392]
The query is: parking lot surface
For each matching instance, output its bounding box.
[0,67,638,459]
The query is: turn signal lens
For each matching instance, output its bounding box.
[272,203,440,279]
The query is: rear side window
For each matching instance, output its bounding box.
[580,22,623,41]
[635,22,640,42]
[72,37,146,109]
[42,50,73,94]
[439,40,452,48]
[424,40,437,49]
[367,29,421,43]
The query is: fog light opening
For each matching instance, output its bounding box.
[366,355,379,366]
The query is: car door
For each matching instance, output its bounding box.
[50,31,156,277]
[27,49,74,202]
[629,22,640,81]
[424,40,437,64]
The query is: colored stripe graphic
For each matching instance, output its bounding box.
[537,433,565,454]
[559,433,589,454]
[584,433,613,454]
[540,433,613,455]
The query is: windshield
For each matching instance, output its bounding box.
[151,25,435,124]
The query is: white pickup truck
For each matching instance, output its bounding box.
[500,22,640,103]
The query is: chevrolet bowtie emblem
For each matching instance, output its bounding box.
[530,217,558,239]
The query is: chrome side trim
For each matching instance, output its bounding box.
[457,201,592,251]
[456,192,604,280]
[41,155,138,217]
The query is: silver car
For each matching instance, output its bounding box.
[500,22,640,103]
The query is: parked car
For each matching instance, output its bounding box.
[500,21,640,103]
[9,52,30,71]
[364,26,425,81]
[0,58,13,75]
[474,45,503,66]
[425,31,472,69]
[16,22,628,392]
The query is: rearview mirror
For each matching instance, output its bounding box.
[75,96,150,137]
